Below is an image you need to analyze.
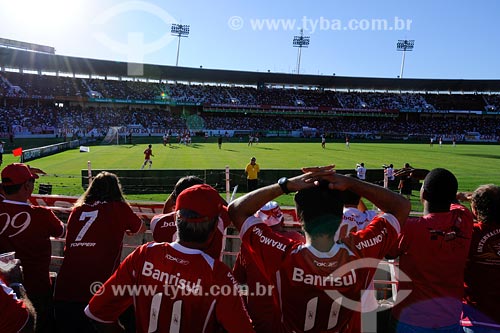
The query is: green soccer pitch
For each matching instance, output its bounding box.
[2,140,499,210]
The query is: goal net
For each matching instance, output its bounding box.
[101,126,124,145]
[183,107,205,131]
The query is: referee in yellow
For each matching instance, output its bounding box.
[245,156,260,192]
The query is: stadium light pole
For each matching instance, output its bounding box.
[397,39,414,78]
[171,24,190,66]
[293,29,310,74]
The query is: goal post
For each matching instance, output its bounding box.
[101,126,124,145]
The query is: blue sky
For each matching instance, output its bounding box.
[1,0,499,79]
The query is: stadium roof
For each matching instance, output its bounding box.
[1,47,500,92]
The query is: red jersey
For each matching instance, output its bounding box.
[150,212,177,242]
[462,222,500,328]
[85,242,254,333]
[233,229,305,333]
[388,204,473,328]
[0,200,65,295]
[144,148,153,160]
[0,278,30,332]
[240,213,400,333]
[55,201,143,303]
[150,208,231,259]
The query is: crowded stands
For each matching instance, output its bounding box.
[1,103,499,142]
[1,48,500,332]
[1,71,499,112]
[0,71,499,142]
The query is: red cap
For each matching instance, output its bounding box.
[175,184,223,223]
[1,163,39,186]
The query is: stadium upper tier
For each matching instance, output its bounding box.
[2,47,500,92]
[0,47,499,140]
[1,70,500,113]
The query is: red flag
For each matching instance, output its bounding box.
[12,147,23,157]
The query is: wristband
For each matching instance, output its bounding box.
[9,283,23,288]
[9,283,25,298]
[278,177,290,194]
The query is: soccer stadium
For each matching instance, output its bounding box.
[1,2,500,332]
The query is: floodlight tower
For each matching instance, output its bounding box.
[397,39,414,78]
[171,24,190,66]
[293,29,310,74]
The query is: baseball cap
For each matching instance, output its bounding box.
[175,184,223,223]
[257,201,284,226]
[1,163,39,186]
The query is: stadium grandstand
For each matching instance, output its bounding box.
[1,44,500,144]
[1,35,500,332]
[4,0,500,331]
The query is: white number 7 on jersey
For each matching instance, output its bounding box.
[75,210,98,242]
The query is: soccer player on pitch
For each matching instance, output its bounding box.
[141,144,154,169]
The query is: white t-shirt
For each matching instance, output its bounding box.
[334,207,379,242]
[356,166,366,180]
[385,167,394,180]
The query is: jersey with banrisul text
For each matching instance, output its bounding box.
[240,213,400,333]
[55,201,143,302]
[85,242,254,333]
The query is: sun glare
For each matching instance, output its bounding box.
[7,0,83,30]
